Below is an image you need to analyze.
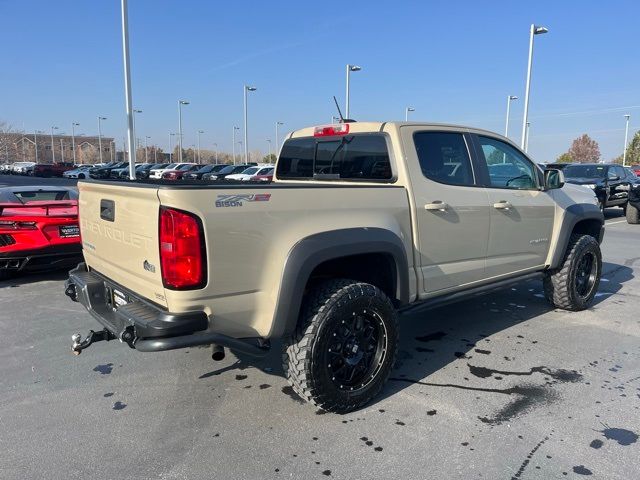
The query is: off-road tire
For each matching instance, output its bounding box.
[626,203,639,224]
[543,234,602,311]
[283,279,398,413]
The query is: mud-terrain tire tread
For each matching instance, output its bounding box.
[282,279,398,413]
[543,233,601,311]
[626,203,639,224]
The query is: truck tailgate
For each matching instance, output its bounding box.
[78,182,167,308]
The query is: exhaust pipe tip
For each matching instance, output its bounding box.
[211,344,225,361]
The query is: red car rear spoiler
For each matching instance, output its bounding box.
[0,200,78,217]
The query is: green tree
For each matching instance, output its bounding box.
[623,130,640,166]
[263,153,277,163]
[556,152,572,163]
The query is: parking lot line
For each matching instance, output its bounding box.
[606,220,627,225]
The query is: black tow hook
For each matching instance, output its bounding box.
[71,329,116,355]
[65,283,78,302]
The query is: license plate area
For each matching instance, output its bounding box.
[105,284,130,309]
[59,224,80,238]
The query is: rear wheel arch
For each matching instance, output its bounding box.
[269,228,409,339]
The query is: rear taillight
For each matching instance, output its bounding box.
[159,207,206,289]
[313,123,350,137]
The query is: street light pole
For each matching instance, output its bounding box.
[34,131,39,162]
[212,142,218,163]
[50,126,58,163]
[275,121,284,152]
[505,95,518,138]
[266,139,272,159]
[97,116,107,164]
[197,130,204,163]
[133,109,142,152]
[71,122,79,163]
[178,100,189,162]
[521,24,548,150]
[405,107,415,121]
[244,85,257,163]
[145,136,150,163]
[232,126,239,165]
[525,122,531,152]
[60,138,65,163]
[345,64,361,119]
[120,0,137,178]
[169,133,177,162]
[623,114,631,166]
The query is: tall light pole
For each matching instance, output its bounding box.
[120,0,137,178]
[521,24,548,149]
[178,100,189,162]
[243,85,257,163]
[623,114,631,166]
[266,139,272,160]
[505,95,518,138]
[212,142,218,163]
[169,133,176,162]
[405,107,415,121]
[111,140,115,162]
[60,138,65,163]
[97,116,107,163]
[132,109,142,152]
[71,122,80,163]
[232,126,240,165]
[525,122,531,153]
[345,64,361,119]
[34,130,41,162]
[50,126,58,163]
[275,121,284,152]
[197,130,204,163]
[145,136,150,163]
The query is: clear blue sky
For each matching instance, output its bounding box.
[1,0,638,162]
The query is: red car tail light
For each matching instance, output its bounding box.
[314,123,350,137]
[159,207,206,289]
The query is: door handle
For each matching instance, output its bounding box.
[424,201,448,211]
[493,201,512,210]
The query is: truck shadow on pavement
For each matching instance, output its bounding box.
[0,269,70,289]
[203,261,633,416]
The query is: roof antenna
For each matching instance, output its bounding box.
[333,96,345,123]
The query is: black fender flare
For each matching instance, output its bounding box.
[268,227,409,338]
[549,203,604,269]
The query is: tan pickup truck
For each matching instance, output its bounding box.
[65,121,604,412]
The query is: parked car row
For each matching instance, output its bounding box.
[86,161,275,182]
[1,162,108,177]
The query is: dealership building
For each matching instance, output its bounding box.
[1,132,115,164]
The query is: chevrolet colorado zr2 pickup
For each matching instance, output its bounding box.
[65,122,604,413]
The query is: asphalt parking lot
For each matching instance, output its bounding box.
[1,175,638,479]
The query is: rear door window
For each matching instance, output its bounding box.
[277,134,392,180]
[413,131,475,186]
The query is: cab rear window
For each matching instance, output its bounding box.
[276,134,392,180]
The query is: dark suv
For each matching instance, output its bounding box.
[563,163,632,210]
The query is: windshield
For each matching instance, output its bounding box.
[241,167,260,175]
[13,190,78,202]
[157,163,176,170]
[564,165,606,179]
[177,164,195,171]
[217,166,236,174]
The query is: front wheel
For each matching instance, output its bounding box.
[543,234,602,311]
[78,173,85,179]
[283,279,398,413]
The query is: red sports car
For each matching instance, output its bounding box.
[0,186,82,280]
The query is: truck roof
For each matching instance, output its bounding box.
[288,121,509,141]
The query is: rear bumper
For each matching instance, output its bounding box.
[65,263,269,356]
[0,243,82,272]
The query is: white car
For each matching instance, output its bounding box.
[225,165,275,181]
[148,162,191,179]
[63,165,93,179]
[11,162,36,175]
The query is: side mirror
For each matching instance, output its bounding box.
[544,169,565,190]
